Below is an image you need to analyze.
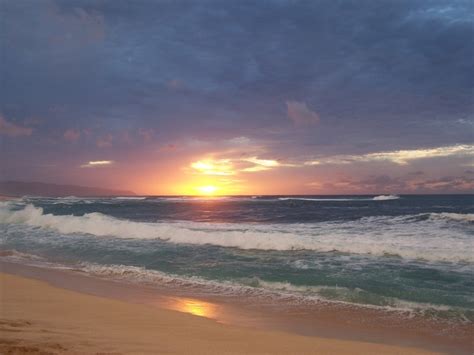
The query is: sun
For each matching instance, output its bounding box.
[197,185,218,195]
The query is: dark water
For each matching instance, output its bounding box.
[1,195,473,322]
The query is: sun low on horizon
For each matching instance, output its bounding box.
[0,1,473,354]
[196,185,218,195]
[178,182,237,197]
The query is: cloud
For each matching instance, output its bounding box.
[286,101,320,126]
[190,159,235,176]
[80,160,114,168]
[412,176,474,192]
[360,145,474,165]
[241,157,281,172]
[305,144,474,166]
[63,129,81,143]
[1,1,473,192]
[307,172,474,194]
[311,175,402,193]
[190,155,291,175]
[243,157,280,167]
[227,136,252,146]
[0,115,33,137]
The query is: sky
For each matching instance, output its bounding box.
[0,0,473,195]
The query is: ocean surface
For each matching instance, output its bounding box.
[1,195,473,322]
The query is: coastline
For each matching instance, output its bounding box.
[0,270,439,355]
[1,261,471,354]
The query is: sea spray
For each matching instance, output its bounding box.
[1,195,473,322]
[0,201,472,262]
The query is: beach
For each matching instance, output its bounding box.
[1,195,473,354]
[1,268,443,355]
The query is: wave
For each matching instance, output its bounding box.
[78,263,430,310]
[20,195,403,205]
[0,202,472,262]
[373,195,400,201]
[21,196,98,205]
[1,252,468,321]
[78,263,474,319]
[279,197,361,202]
[0,249,45,262]
[279,195,400,202]
[114,196,147,200]
[431,212,474,222]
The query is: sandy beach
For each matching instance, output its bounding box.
[0,270,443,355]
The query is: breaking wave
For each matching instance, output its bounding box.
[372,195,400,201]
[1,251,469,321]
[432,212,474,222]
[279,197,362,202]
[80,263,468,314]
[279,195,400,202]
[114,196,147,200]
[0,202,472,262]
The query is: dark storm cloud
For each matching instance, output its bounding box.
[2,1,472,128]
[1,0,472,191]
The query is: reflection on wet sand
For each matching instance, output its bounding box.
[165,297,218,319]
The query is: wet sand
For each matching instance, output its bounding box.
[1,262,471,354]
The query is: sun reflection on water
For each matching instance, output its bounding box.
[167,297,217,318]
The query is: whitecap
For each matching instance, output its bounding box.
[372,195,400,201]
[0,202,472,263]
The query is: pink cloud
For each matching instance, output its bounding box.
[0,115,33,137]
[63,129,81,143]
[286,101,320,126]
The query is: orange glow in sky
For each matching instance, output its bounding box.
[65,143,474,196]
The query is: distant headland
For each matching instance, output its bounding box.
[0,181,135,197]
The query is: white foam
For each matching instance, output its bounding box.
[65,262,474,317]
[0,202,472,262]
[114,197,147,200]
[0,251,469,320]
[372,195,400,201]
[279,195,400,202]
[279,197,362,202]
[431,212,474,222]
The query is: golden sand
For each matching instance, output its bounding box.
[0,272,438,354]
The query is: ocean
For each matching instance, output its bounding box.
[1,194,473,323]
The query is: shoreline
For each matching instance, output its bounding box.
[1,261,472,354]
[0,270,438,355]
